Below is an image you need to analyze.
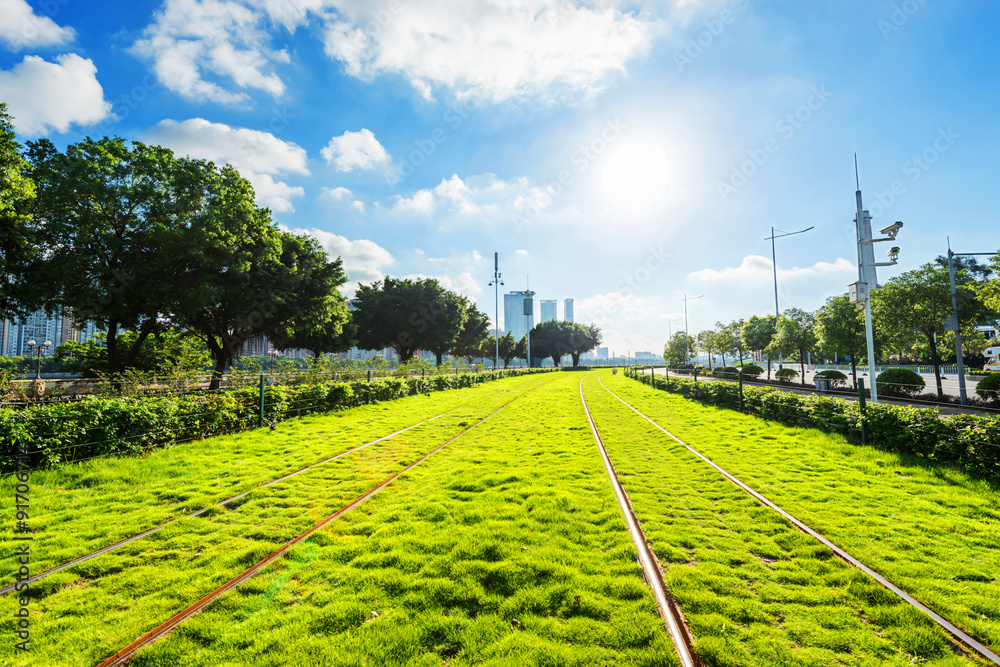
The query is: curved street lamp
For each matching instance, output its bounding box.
[765,226,814,369]
[26,339,52,380]
[487,252,503,370]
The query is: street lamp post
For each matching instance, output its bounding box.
[487,252,504,370]
[683,295,703,365]
[765,226,814,369]
[26,339,52,380]
[946,243,997,405]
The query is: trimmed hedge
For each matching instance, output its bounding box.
[626,369,1000,478]
[1,369,551,472]
[775,368,799,383]
[876,367,925,397]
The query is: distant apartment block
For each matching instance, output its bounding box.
[564,298,574,323]
[540,300,557,323]
[2,308,100,357]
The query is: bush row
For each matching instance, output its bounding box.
[626,369,1000,479]
[1,369,552,472]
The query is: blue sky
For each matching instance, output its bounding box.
[1,0,997,355]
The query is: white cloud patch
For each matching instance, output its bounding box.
[689,255,856,285]
[393,189,434,215]
[434,174,479,215]
[0,0,76,50]
[515,249,530,259]
[282,225,394,286]
[321,128,389,172]
[403,271,483,298]
[145,117,309,212]
[323,0,654,103]
[130,0,293,104]
[321,185,366,213]
[0,54,112,135]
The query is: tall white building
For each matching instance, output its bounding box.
[564,298,574,323]
[540,300,557,323]
[4,310,63,357]
[503,292,533,341]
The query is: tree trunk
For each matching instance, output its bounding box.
[503,358,510,369]
[851,358,858,391]
[800,348,806,386]
[435,351,444,367]
[738,349,744,368]
[767,356,772,381]
[572,352,581,367]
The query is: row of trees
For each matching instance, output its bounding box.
[666,258,1000,399]
[2,102,583,385]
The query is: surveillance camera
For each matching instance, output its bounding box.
[880,221,903,238]
[887,246,900,261]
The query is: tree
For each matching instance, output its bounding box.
[696,329,718,369]
[663,332,694,365]
[769,308,816,386]
[497,332,518,368]
[815,295,867,389]
[742,315,777,379]
[977,252,1000,316]
[167,165,308,389]
[714,320,745,368]
[15,137,202,378]
[452,300,491,364]
[527,320,601,367]
[263,235,352,365]
[54,329,209,378]
[0,103,36,318]
[514,335,528,366]
[352,277,466,365]
[873,263,984,398]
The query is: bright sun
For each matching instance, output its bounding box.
[595,139,673,217]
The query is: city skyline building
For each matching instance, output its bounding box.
[564,298,574,323]
[503,292,534,342]
[540,300,557,323]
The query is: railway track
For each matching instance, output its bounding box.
[578,375,702,667]
[596,372,1000,666]
[1,386,517,597]
[92,377,552,667]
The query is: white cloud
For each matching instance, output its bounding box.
[515,249,530,259]
[393,189,434,215]
[0,54,112,136]
[0,0,76,50]
[403,271,483,298]
[323,0,654,103]
[321,186,352,200]
[321,128,389,172]
[282,225,394,286]
[145,117,309,212]
[434,174,479,215]
[130,0,292,104]
[689,255,856,285]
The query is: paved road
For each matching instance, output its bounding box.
[648,367,995,417]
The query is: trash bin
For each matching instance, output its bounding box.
[814,378,831,392]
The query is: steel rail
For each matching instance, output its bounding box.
[578,376,702,667]
[599,374,1000,666]
[0,392,502,597]
[94,379,550,667]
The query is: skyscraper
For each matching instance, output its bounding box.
[503,292,533,341]
[540,300,557,323]
[564,298,574,323]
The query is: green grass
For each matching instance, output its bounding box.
[0,378,534,576]
[602,371,999,658]
[3,372,683,667]
[0,378,550,666]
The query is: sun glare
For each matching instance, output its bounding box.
[595,139,673,217]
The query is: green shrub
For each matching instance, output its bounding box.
[713,367,739,379]
[876,368,925,397]
[775,368,799,383]
[630,372,1000,478]
[739,364,764,379]
[976,373,1000,402]
[815,370,848,388]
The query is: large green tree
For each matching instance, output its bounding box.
[495,332,519,368]
[263,235,352,364]
[0,103,36,317]
[977,252,1000,316]
[696,329,719,369]
[352,277,466,365]
[166,166,309,388]
[528,320,602,367]
[16,137,207,377]
[451,300,491,364]
[713,320,745,368]
[742,315,777,379]
[768,308,816,386]
[815,295,867,389]
[873,263,985,398]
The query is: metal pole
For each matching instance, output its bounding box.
[683,296,689,364]
[856,186,878,403]
[947,247,968,405]
[493,252,500,371]
[772,226,781,369]
[858,378,868,447]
